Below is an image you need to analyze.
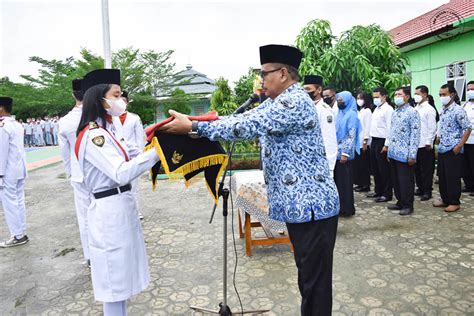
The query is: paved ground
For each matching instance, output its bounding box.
[0,163,473,315]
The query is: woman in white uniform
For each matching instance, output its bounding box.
[75,69,159,316]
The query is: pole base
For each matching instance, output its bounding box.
[190,304,269,315]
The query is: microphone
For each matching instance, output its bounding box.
[234,94,260,114]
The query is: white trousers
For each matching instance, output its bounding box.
[1,178,26,237]
[103,300,127,316]
[132,178,140,212]
[71,181,91,260]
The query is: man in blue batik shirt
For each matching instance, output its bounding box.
[433,84,472,213]
[384,87,420,215]
[161,44,340,316]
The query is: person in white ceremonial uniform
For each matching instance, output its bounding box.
[75,69,159,316]
[368,87,394,203]
[58,78,91,266]
[0,97,29,248]
[107,90,146,219]
[303,75,338,176]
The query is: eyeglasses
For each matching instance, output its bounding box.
[260,67,283,78]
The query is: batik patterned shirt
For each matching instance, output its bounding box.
[438,104,472,153]
[197,83,340,223]
[387,104,421,163]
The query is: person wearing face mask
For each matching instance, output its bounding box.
[322,86,338,119]
[334,91,361,217]
[385,87,421,215]
[461,80,474,196]
[75,69,160,316]
[107,90,146,220]
[434,84,472,213]
[368,87,394,203]
[58,78,91,268]
[303,75,338,176]
[353,92,373,192]
[413,85,438,201]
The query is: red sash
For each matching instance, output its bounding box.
[75,124,129,161]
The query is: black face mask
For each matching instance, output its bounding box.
[323,96,334,105]
[337,102,346,109]
[307,91,316,101]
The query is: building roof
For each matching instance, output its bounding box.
[157,64,216,97]
[389,0,474,47]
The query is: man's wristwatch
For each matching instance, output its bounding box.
[188,120,199,139]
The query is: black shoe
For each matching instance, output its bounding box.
[470,192,474,197]
[414,189,423,196]
[375,196,391,203]
[387,204,402,210]
[420,194,432,201]
[355,186,370,192]
[366,192,379,198]
[399,208,413,216]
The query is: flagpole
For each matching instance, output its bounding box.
[101,0,112,68]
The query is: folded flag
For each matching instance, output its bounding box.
[145,112,228,204]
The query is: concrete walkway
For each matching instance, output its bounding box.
[0,164,473,315]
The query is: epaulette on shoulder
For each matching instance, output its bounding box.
[89,121,99,130]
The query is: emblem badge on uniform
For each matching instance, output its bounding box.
[92,136,105,147]
[89,121,99,130]
[171,151,183,164]
[327,115,333,123]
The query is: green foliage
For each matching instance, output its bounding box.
[210,77,238,116]
[296,20,409,96]
[161,88,192,118]
[0,47,175,121]
[234,68,256,105]
[127,94,158,125]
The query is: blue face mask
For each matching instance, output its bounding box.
[373,98,382,107]
[467,90,474,100]
[394,97,405,107]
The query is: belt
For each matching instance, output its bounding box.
[93,184,132,199]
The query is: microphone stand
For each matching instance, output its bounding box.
[190,103,269,316]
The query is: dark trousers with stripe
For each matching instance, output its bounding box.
[390,159,415,209]
[370,137,393,198]
[286,215,338,316]
[415,147,435,195]
[334,160,356,215]
[462,144,474,192]
[353,147,371,188]
[438,150,462,205]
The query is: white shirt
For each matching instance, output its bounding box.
[370,102,394,146]
[0,116,27,179]
[314,99,338,176]
[58,106,84,182]
[415,101,437,148]
[464,100,474,144]
[358,107,372,147]
[109,112,145,159]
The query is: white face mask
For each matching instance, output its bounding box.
[104,98,127,116]
[356,99,364,107]
[394,97,405,107]
[413,95,423,104]
[440,96,452,106]
[373,98,382,107]
[467,90,474,100]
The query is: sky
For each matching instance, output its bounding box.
[0,0,448,85]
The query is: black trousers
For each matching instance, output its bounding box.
[353,147,371,188]
[438,150,462,205]
[390,159,415,209]
[286,216,338,316]
[370,137,393,198]
[334,160,356,215]
[415,147,435,195]
[462,144,474,192]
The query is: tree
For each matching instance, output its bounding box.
[210,77,237,116]
[296,19,409,95]
[161,88,192,118]
[234,68,257,105]
[127,94,158,125]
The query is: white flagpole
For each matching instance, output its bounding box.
[101,0,112,68]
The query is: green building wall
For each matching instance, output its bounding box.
[404,30,474,106]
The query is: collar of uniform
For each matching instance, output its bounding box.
[274,82,299,103]
[417,101,429,108]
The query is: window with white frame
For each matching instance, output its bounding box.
[446,61,466,102]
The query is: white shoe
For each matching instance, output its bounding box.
[0,235,29,248]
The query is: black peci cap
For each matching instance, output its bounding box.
[259,44,303,69]
[81,69,121,93]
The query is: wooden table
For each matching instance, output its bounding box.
[231,171,292,257]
